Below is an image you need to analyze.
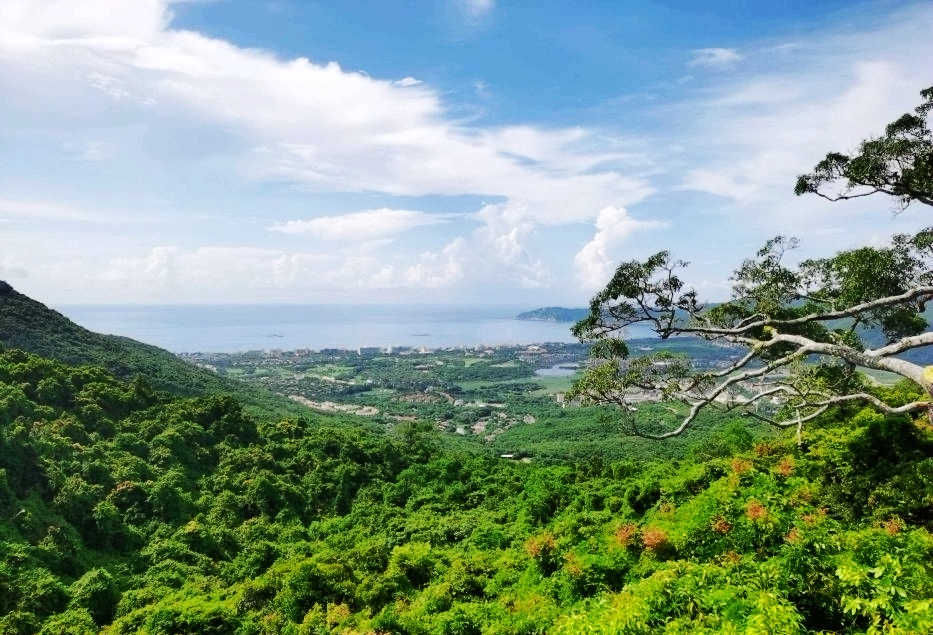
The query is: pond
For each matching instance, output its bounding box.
[535,363,580,377]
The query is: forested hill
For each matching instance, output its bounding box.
[516,306,588,322]
[0,281,300,415]
[1,346,930,633]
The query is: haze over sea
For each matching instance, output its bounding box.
[53,304,638,354]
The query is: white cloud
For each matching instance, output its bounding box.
[2,0,932,304]
[404,238,467,288]
[574,207,666,291]
[472,204,549,287]
[677,54,933,229]
[0,0,168,41]
[688,48,743,68]
[96,210,553,299]
[97,239,497,301]
[268,209,449,240]
[101,245,391,296]
[0,0,655,302]
[0,0,650,225]
[680,168,759,201]
[460,0,494,18]
[391,204,550,292]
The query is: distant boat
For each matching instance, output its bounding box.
[267,333,285,338]
[411,332,431,337]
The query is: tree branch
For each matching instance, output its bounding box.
[744,405,830,429]
[636,348,807,439]
[865,331,933,357]
[678,286,933,337]
[809,392,932,415]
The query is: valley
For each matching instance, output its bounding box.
[182,337,751,462]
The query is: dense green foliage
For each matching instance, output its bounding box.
[2,347,930,633]
[0,282,227,395]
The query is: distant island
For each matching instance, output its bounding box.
[516,306,588,322]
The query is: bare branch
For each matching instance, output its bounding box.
[813,188,886,203]
[577,226,933,443]
[768,333,929,389]
[609,326,932,439]
[679,286,933,337]
[724,385,795,409]
[809,392,932,415]
[865,331,933,357]
[745,405,830,428]
[637,347,807,439]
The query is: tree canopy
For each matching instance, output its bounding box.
[1,347,931,633]
[572,85,933,439]
[795,85,932,210]
[570,229,933,438]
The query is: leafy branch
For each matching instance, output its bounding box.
[570,229,933,439]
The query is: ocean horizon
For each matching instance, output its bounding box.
[54,304,619,354]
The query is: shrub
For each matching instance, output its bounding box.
[641,527,669,552]
[69,568,120,626]
[613,523,638,548]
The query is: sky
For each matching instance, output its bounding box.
[0,0,931,305]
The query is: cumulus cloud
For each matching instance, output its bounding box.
[688,48,743,68]
[574,207,666,291]
[404,238,467,288]
[101,245,394,296]
[387,204,550,293]
[2,0,932,304]
[98,239,487,301]
[1,0,649,222]
[0,0,660,301]
[268,209,449,240]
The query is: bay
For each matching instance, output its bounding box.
[55,304,606,353]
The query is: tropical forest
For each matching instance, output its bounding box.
[1,84,932,633]
[1,2,932,633]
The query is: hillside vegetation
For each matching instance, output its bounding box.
[0,346,930,633]
[0,282,306,418]
[3,86,932,631]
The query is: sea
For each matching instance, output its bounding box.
[54,304,632,354]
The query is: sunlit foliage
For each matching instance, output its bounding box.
[0,348,930,633]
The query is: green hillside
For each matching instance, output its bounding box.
[0,280,239,396]
[0,346,930,633]
[0,281,304,418]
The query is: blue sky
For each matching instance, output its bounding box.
[0,0,931,304]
